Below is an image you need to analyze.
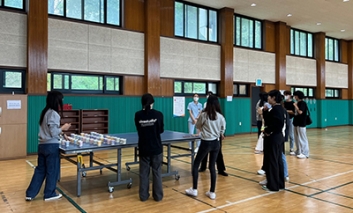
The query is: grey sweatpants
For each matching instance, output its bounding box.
[294,126,310,157]
[139,153,163,201]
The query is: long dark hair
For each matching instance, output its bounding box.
[141,93,155,114]
[39,91,64,125]
[259,92,268,107]
[204,95,220,120]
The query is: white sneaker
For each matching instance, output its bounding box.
[254,150,262,154]
[289,151,296,155]
[194,147,199,153]
[297,154,307,159]
[185,188,198,197]
[44,193,62,201]
[259,179,267,185]
[257,169,265,175]
[285,176,289,182]
[206,191,216,200]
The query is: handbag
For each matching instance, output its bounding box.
[306,105,312,126]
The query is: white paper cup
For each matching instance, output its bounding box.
[120,138,126,145]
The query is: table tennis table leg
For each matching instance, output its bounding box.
[89,152,93,167]
[77,154,82,197]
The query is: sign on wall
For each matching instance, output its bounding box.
[173,96,185,117]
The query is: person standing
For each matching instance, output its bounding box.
[187,93,202,152]
[135,93,164,201]
[199,92,228,176]
[293,91,310,159]
[261,90,285,191]
[185,95,226,200]
[283,90,296,155]
[26,91,71,201]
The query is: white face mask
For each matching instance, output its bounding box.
[285,95,290,100]
[193,97,199,102]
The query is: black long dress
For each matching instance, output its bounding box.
[262,104,285,191]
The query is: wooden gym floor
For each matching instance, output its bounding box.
[1,126,353,213]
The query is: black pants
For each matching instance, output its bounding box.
[139,153,163,201]
[192,139,220,192]
[257,120,263,137]
[200,138,226,172]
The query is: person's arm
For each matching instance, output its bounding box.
[294,102,304,115]
[195,113,204,130]
[159,112,164,134]
[48,111,70,136]
[220,115,226,140]
[134,112,140,132]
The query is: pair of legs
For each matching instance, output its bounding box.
[188,121,200,149]
[262,135,285,191]
[139,153,163,201]
[26,144,60,199]
[294,126,310,157]
[199,138,226,174]
[192,139,220,192]
[287,118,295,151]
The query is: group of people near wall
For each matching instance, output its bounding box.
[25,89,310,202]
[254,90,310,191]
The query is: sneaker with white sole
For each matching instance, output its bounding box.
[257,169,265,175]
[194,147,199,153]
[44,193,62,201]
[206,191,216,200]
[285,176,289,182]
[185,188,198,197]
[25,197,33,201]
[289,151,296,155]
[254,150,262,154]
[297,154,307,159]
[259,179,267,185]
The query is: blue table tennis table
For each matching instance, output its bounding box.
[59,130,200,197]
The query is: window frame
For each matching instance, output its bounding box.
[290,86,315,98]
[48,0,122,27]
[48,71,122,95]
[325,88,341,99]
[0,0,25,10]
[325,37,340,62]
[290,28,314,58]
[174,80,218,96]
[233,83,250,97]
[0,69,26,94]
[174,0,218,43]
[234,14,263,50]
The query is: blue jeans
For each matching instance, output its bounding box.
[288,119,294,150]
[26,143,60,199]
[282,153,288,178]
[188,121,200,149]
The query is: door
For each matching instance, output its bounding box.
[0,124,27,159]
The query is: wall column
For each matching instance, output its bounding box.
[275,22,287,90]
[144,0,161,95]
[348,41,353,124]
[219,7,234,98]
[27,0,48,94]
[315,32,326,128]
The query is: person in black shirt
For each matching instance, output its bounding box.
[134,93,164,201]
[283,90,296,155]
[292,91,309,159]
[261,90,285,191]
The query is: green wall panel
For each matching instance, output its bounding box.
[325,100,349,126]
[350,101,353,125]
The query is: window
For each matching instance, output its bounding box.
[290,29,313,58]
[0,0,24,9]
[233,83,249,97]
[325,88,340,99]
[0,69,25,94]
[48,0,121,26]
[174,81,217,96]
[290,87,315,98]
[174,1,218,42]
[47,72,122,94]
[325,37,340,62]
[234,15,262,49]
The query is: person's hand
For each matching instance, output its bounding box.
[220,134,225,140]
[61,123,71,131]
[293,102,297,107]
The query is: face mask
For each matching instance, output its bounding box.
[193,97,199,102]
[285,95,290,100]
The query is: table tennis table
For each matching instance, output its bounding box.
[59,130,200,197]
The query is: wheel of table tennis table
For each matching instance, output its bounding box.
[175,175,180,180]
[126,166,130,171]
[127,183,132,189]
[108,186,114,193]
[82,171,87,177]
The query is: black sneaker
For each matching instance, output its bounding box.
[218,171,228,176]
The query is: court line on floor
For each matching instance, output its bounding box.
[197,169,353,213]
[0,191,14,212]
[25,160,87,213]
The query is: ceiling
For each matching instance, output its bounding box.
[186,0,353,40]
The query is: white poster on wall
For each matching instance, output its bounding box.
[173,96,185,117]
[7,100,21,109]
